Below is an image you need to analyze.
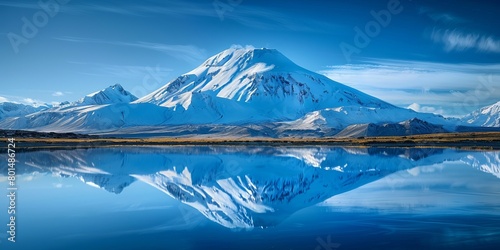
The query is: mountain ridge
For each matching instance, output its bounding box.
[74,83,138,106]
[462,101,500,127]
[134,47,397,121]
[0,47,499,135]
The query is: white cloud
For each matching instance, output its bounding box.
[407,103,421,111]
[407,103,445,116]
[23,175,39,181]
[431,29,500,53]
[22,97,46,107]
[0,96,9,102]
[52,91,64,97]
[23,98,37,104]
[320,59,500,116]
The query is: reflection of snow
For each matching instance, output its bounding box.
[3,147,500,228]
[462,152,500,179]
[278,148,326,167]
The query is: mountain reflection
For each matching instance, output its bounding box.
[4,146,499,228]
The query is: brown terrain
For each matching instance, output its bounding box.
[2,129,499,150]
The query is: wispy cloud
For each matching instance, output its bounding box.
[221,6,338,33]
[52,91,64,97]
[131,42,207,63]
[419,7,467,24]
[320,59,500,116]
[1,0,335,33]
[0,1,42,9]
[407,103,446,116]
[418,7,500,54]
[0,1,143,15]
[125,2,338,32]
[431,29,500,53]
[23,175,39,182]
[55,36,207,64]
[66,62,173,97]
[78,3,139,15]
[0,96,9,102]
[68,61,172,80]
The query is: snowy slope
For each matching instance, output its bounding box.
[74,84,138,106]
[277,106,458,136]
[135,47,398,123]
[0,48,467,134]
[460,151,500,179]
[0,102,177,133]
[462,101,500,127]
[334,118,448,138]
[0,84,149,133]
[0,102,50,120]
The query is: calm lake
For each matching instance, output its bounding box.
[1,146,500,249]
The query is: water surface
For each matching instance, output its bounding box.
[1,146,499,249]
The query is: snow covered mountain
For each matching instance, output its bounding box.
[276,107,456,137]
[334,118,448,138]
[134,47,398,123]
[0,84,149,133]
[0,102,50,120]
[74,84,138,106]
[0,47,479,135]
[462,101,500,127]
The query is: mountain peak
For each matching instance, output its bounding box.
[77,84,138,106]
[200,46,302,72]
[87,84,125,97]
[485,100,500,110]
[136,46,394,118]
[463,100,500,127]
[0,102,50,120]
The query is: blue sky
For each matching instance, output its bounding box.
[1,0,499,116]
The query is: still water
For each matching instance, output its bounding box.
[1,146,499,249]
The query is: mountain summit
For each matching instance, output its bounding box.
[462,101,500,127]
[76,84,138,106]
[135,47,394,121]
[1,47,494,134]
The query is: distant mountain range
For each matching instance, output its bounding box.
[0,47,499,137]
[75,83,138,106]
[462,101,500,127]
[0,102,50,120]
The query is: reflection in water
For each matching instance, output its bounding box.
[3,147,499,230]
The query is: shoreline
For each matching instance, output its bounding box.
[6,131,500,150]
